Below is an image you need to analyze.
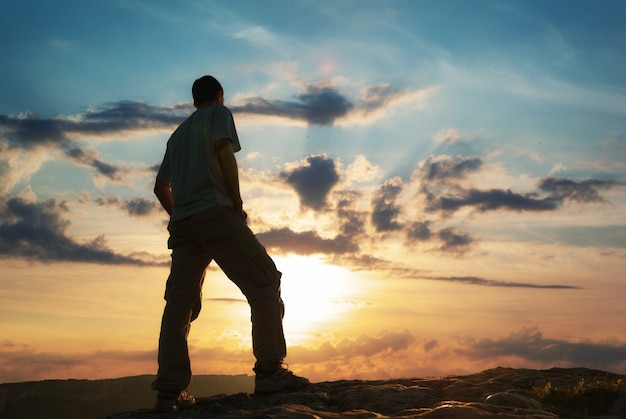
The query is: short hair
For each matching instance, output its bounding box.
[192,75,223,105]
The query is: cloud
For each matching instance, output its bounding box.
[433,188,558,213]
[548,162,567,175]
[94,195,159,217]
[437,228,474,253]
[371,177,403,232]
[423,276,580,289]
[289,330,415,363]
[231,82,429,126]
[336,192,368,238]
[0,345,156,383]
[538,177,625,204]
[421,155,483,182]
[0,102,189,193]
[65,146,122,181]
[0,113,69,149]
[435,128,462,143]
[416,155,624,216]
[232,85,353,126]
[406,221,432,240]
[0,101,188,150]
[0,197,163,265]
[461,326,626,371]
[279,154,340,210]
[256,227,358,255]
[123,197,159,217]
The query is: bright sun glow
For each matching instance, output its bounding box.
[274,255,359,341]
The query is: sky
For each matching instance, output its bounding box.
[1,0,625,384]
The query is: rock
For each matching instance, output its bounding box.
[484,392,542,409]
[103,367,626,418]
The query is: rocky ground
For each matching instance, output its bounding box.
[105,367,626,419]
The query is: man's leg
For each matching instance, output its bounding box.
[212,213,287,372]
[191,207,308,392]
[214,222,310,392]
[152,235,209,396]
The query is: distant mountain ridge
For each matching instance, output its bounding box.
[0,374,254,419]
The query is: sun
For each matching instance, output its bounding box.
[274,255,358,341]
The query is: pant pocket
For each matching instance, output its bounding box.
[240,236,281,286]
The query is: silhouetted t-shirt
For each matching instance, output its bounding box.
[156,105,241,222]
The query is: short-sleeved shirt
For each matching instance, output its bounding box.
[156,105,241,222]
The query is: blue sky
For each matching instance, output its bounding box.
[1,0,625,383]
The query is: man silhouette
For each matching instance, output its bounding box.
[152,75,308,412]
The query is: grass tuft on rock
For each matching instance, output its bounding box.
[527,377,625,418]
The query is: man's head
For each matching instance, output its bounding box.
[192,75,223,107]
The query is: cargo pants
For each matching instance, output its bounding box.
[151,206,286,394]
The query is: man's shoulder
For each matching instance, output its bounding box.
[214,104,235,116]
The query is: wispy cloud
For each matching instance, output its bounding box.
[423,276,580,289]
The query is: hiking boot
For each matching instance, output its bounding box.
[255,366,310,393]
[154,389,196,412]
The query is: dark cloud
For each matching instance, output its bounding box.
[424,276,580,289]
[434,188,558,213]
[371,178,403,232]
[65,147,122,181]
[336,191,367,238]
[280,155,340,210]
[94,195,159,217]
[123,197,159,217]
[538,177,625,204]
[231,85,354,126]
[462,326,626,371]
[230,82,416,126]
[417,156,624,215]
[423,156,483,181]
[337,207,367,238]
[0,197,162,265]
[437,228,473,253]
[79,101,189,131]
[0,113,70,148]
[256,227,358,255]
[94,195,122,206]
[407,221,432,240]
[0,101,188,150]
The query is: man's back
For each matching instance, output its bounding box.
[157,105,241,222]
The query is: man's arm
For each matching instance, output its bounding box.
[154,180,174,216]
[215,138,245,219]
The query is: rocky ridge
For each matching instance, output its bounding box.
[106,367,626,419]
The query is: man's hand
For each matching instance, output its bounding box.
[215,138,245,220]
[154,180,173,215]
